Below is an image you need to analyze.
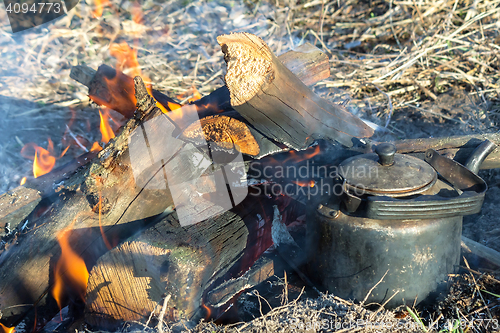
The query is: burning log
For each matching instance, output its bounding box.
[217,32,374,150]
[0,84,166,324]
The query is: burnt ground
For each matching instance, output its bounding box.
[1,0,500,331]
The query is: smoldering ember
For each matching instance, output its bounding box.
[1,1,500,333]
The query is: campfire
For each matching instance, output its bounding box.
[1,1,500,332]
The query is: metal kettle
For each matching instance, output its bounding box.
[307,141,494,308]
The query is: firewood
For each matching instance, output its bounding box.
[0,151,98,244]
[0,77,244,326]
[83,186,281,328]
[87,65,137,119]
[85,210,249,328]
[0,45,331,323]
[70,43,331,159]
[217,32,374,150]
[276,42,330,87]
[206,255,274,308]
[0,79,168,324]
[182,115,260,156]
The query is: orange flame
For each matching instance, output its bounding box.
[283,145,321,164]
[166,101,182,111]
[52,227,89,310]
[201,302,212,321]
[92,0,109,17]
[20,177,27,186]
[108,42,197,119]
[0,323,15,333]
[20,139,56,178]
[110,42,142,78]
[131,1,143,24]
[292,180,315,188]
[33,149,55,178]
[21,138,70,178]
[188,86,202,103]
[90,142,102,152]
[99,109,116,144]
[109,42,172,113]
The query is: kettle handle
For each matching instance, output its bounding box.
[361,141,495,220]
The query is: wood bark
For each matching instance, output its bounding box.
[217,32,374,150]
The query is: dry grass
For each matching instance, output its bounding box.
[1,0,500,331]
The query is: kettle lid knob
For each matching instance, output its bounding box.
[375,143,397,166]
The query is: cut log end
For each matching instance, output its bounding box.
[217,33,273,107]
[183,115,260,156]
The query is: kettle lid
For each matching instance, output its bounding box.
[338,143,437,197]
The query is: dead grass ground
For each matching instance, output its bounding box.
[1,0,500,331]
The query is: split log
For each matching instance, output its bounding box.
[276,43,330,87]
[217,32,374,150]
